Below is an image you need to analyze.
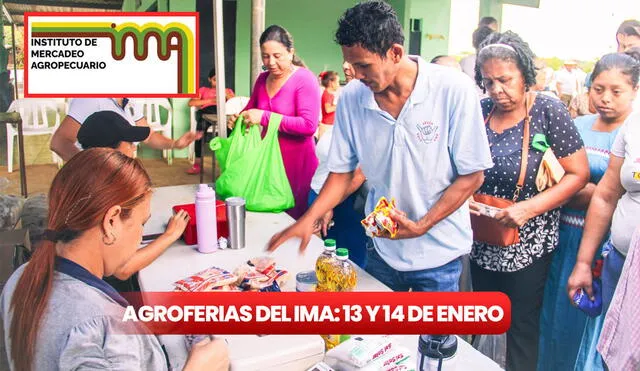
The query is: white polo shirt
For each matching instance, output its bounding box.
[327,56,493,271]
[554,68,579,96]
[67,98,143,126]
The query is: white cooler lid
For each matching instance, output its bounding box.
[227,334,326,371]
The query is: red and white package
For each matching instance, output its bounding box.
[201,284,242,292]
[174,266,237,292]
[274,269,289,287]
[249,256,276,275]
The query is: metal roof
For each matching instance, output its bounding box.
[3,0,123,26]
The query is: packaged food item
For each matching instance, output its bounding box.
[361,197,399,238]
[333,345,415,371]
[237,262,289,291]
[274,269,289,287]
[258,280,282,292]
[316,239,338,292]
[175,258,289,293]
[201,284,241,292]
[174,266,237,292]
[233,263,253,285]
[325,335,395,368]
[306,361,336,371]
[248,256,276,274]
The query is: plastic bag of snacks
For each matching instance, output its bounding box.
[174,266,237,292]
[249,256,277,275]
[236,259,289,291]
[361,197,399,238]
[325,335,395,368]
[174,257,289,292]
[339,346,415,371]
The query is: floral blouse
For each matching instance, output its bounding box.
[470,94,584,272]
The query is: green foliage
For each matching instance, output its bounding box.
[540,57,596,73]
[3,25,24,69]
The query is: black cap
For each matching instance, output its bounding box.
[77,111,150,150]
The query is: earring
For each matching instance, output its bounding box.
[262,65,267,71]
[102,232,116,246]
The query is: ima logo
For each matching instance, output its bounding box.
[416,121,440,144]
[633,172,640,181]
[30,20,195,94]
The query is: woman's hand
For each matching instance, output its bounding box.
[241,109,264,127]
[495,201,534,228]
[183,337,230,371]
[468,197,481,216]
[227,113,239,130]
[567,261,594,302]
[164,209,190,240]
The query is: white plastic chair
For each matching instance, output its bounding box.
[6,98,62,173]
[133,98,173,164]
[188,96,249,163]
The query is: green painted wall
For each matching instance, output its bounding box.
[121,0,136,12]
[479,0,503,27]
[503,0,539,7]
[387,0,411,47]
[410,0,452,61]
[234,0,252,97]
[234,0,413,97]
[134,0,456,157]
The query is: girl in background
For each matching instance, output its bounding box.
[318,71,339,140]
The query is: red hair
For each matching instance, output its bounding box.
[9,148,152,371]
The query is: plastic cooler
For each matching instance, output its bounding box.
[172,201,228,245]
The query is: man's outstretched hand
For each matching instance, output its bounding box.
[267,216,322,253]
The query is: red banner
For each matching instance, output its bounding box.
[118,292,511,335]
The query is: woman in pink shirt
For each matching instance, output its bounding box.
[229,25,320,219]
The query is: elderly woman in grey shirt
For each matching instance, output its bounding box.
[0,148,228,371]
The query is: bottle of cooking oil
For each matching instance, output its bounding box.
[318,239,339,350]
[320,248,358,351]
[326,248,358,292]
[321,335,341,350]
[315,239,337,292]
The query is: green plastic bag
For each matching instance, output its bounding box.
[209,114,294,212]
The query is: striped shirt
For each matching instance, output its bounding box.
[598,225,640,370]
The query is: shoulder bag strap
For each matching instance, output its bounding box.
[513,92,536,201]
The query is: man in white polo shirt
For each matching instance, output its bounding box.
[50,98,200,161]
[554,61,580,107]
[268,1,493,292]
